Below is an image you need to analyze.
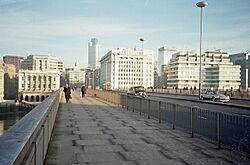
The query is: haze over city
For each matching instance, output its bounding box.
[0,0,249,67]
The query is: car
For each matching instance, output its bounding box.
[127,86,148,98]
[201,91,230,102]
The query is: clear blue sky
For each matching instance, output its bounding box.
[0,0,249,67]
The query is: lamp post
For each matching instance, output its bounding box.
[105,61,108,88]
[139,38,145,86]
[139,38,145,52]
[196,1,208,99]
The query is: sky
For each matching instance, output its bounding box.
[0,0,249,67]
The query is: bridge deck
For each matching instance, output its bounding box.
[45,91,249,165]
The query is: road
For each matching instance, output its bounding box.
[148,93,250,116]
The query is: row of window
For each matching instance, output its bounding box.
[22,83,57,89]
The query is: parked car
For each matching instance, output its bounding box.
[127,86,148,98]
[201,91,230,102]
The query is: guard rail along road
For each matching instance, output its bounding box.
[88,89,250,157]
[0,89,62,165]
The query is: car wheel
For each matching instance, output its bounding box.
[212,97,215,101]
[201,96,204,100]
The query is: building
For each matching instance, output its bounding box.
[158,47,176,72]
[88,38,100,69]
[229,53,249,90]
[65,62,86,88]
[4,64,18,100]
[167,51,241,91]
[160,64,169,88]
[99,48,154,90]
[18,69,60,102]
[3,55,24,70]
[20,55,64,72]
[0,61,4,102]
[85,68,100,89]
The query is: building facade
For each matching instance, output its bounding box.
[3,55,24,70]
[158,47,176,70]
[0,61,4,102]
[21,55,64,72]
[18,70,60,102]
[167,51,241,91]
[88,38,100,69]
[4,64,18,99]
[65,62,86,88]
[229,53,249,90]
[99,48,154,90]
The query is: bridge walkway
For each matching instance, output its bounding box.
[45,91,249,165]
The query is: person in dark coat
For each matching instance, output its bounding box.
[81,86,86,97]
[64,84,71,103]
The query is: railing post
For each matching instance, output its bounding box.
[159,101,161,124]
[148,99,150,119]
[139,98,142,115]
[217,112,221,149]
[191,107,195,137]
[132,97,135,112]
[172,104,176,130]
[126,95,128,110]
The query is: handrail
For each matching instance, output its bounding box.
[0,89,62,165]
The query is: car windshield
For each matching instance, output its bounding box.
[134,86,145,92]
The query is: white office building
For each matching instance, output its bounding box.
[167,51,241,91]
[88,38,100,69]
[18,69,60,102]
[100,48,154,90]
[0,61,4,102]
[21,55,64,72]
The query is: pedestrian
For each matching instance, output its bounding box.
[81,86,86,97]
[64,84,71,103]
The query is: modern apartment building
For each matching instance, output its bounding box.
[18,69,60,102]
[0,61,4,102]
[167,51,241,91]
[21,55,64,72]
[88,38,100,69]
[99,48,154,90]
[4,64,18,99]
[229,53,249,90]
[3,55,24,70]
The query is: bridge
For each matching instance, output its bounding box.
[0,90,249,164]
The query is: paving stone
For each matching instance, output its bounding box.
[84,145,125,153]
[122,143,161,152]
[77,153,123,163]
[75,139,111,146]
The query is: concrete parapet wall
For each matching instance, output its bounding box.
[0,89,62,165]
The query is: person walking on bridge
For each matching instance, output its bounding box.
[64,84,71,103]
[81,86,86,97]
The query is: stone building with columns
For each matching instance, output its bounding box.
[18,69,60,102]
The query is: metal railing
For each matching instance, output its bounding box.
[88,90,250,156]
[0,89,62,165]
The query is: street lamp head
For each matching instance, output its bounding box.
[139,38,145,42]
[196,1,208,8]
